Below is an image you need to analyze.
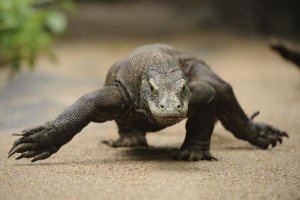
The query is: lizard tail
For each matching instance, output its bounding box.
[269,38,300,68]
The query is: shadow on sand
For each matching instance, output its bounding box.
[121,146,176,161]
[11,146,176,167]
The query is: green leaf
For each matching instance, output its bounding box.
[0,0,73,71]
[46,12,66,35]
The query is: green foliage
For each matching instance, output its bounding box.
[0,0,73,71]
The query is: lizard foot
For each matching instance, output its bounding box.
[246,121,288,149]
[171,149,217,161]
[102,136,148,148]
[8,123,62,162]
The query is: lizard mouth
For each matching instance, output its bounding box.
[153,116,185,125]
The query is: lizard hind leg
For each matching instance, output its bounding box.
[211,79,288,149]
[102,121,148,148]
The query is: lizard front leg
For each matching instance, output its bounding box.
[8,86,125,162]
[172,81,217,161]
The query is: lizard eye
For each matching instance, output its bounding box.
[150,85,154,92]
[181,85,188,94]
[149,79,157,93]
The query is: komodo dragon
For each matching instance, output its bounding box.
[8,44,288,162]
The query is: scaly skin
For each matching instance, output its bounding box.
[8,44,288,162]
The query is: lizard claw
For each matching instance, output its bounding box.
[8,123,60,162]
[171,149,217,161]
[250,111,260,120]
[245,111,288,149]
[246,121,288,149]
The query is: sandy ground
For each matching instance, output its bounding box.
[0,33,300,200]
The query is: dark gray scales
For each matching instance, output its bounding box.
[8,44,288,162]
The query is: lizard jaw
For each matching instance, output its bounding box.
[153,116,185,126]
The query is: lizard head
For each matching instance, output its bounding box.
[141,64,191,125]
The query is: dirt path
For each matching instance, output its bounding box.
[0,33,299,200]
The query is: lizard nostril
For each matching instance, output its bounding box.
[160,104,165,110]
[177,104,182,110]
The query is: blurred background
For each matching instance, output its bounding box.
[1,0,299,73]
[0,0,299,133]
[67,0,300,39]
